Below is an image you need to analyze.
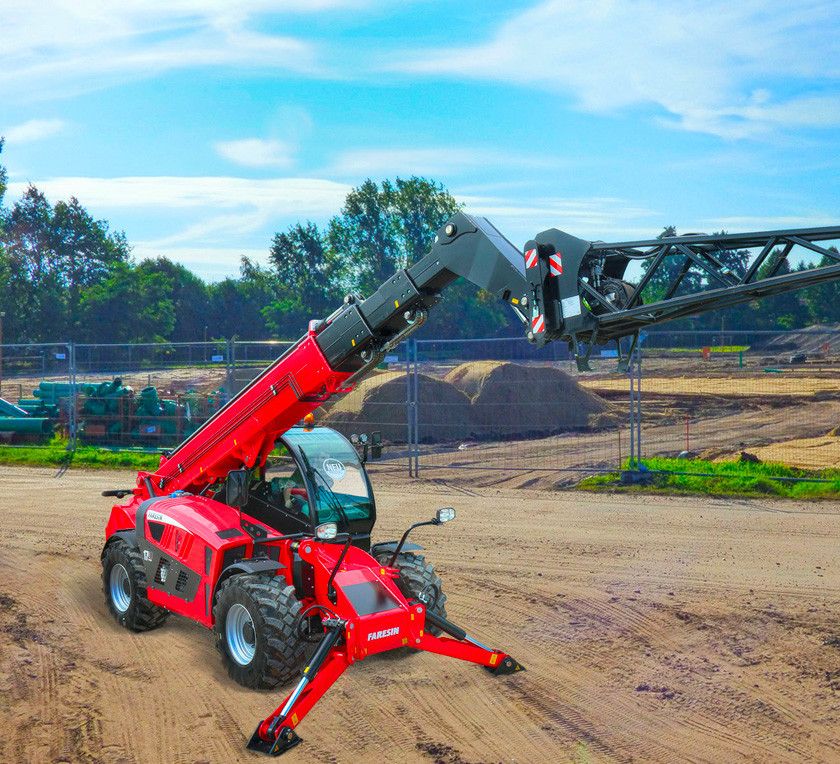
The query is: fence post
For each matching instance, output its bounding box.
[405,338,420,478]
[67,341,78,450]
[405,340,413,476]
[411,339,419,478]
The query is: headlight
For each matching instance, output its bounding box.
[315,522,338,540]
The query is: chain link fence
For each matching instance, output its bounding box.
[1,330,838,489]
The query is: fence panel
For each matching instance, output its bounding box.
[1,331,837,489]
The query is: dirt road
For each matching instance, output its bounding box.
[1,467,839,763]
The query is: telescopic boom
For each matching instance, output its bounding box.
[140,215,840,496]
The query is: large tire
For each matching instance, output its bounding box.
[102,538,169,632]
[376,552,448,635]
[213,574,306,689]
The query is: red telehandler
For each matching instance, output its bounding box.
[101,214,840,756]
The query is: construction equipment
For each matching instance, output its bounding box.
[0,396,53,438]
[100,213,840,757]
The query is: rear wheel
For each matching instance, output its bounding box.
[101,538,169,631]
[213,574,306,689]
[376,552,448,636]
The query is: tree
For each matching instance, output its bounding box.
[78,263,175,342]
[207,259,275,340]
[801,250,840,325]
[323,176,512,339]
[52,196,130,335]
[262,222,337,336]
[0,185,65,340]
[327,177,461,295]
[0,138,7,208]
[746,249,810,330]
[137,258,208,341]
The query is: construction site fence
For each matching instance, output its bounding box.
[0,330,838,490]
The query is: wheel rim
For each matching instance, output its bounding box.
[109,563,132,613]
[226,603,257,666]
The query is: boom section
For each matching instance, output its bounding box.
[522,224,840,349]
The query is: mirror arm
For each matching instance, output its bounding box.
[388,519,438,567]
[327,534,353,604]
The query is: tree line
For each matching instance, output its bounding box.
[0,138,837,346]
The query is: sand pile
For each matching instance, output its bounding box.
[323,371,472,442]
[445,361,612,438]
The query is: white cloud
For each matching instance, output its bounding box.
[328,146,570,177]
[2,119,66,144]
[0,0,363,101]
[7,175,349,214]
[215,138,296,168]
[460,192,659,245]
[6,175,351,277]
[392,0,840,139]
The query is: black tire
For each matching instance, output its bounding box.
[102,538,169,632]
[213,574,306,689]
[376,552,448,635]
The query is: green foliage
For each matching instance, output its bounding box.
[0,184,130,341]
[0,138,6,207]
[79,263,175,342]
[327,177,460,294]
[579,457,840,500]
[137,258,209,341]
[0,437,161,469]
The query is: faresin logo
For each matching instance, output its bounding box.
[367,627,400,641]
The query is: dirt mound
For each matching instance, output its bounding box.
[763,323,840,355]
[323,371,472,442]
[445,361,612,437]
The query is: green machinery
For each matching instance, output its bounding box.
[0,396,54,438]
[1,379,226,446]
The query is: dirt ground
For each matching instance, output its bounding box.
[1,467,839,763]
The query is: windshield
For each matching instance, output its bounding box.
[281,428,373,526]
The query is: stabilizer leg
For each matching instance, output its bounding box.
[418,609,525,674]
[248,621,348,757]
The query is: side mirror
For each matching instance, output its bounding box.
[435,507,456,524]
[226,469,250,508]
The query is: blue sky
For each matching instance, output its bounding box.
[2,0,838,280]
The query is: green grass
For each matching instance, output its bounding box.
[667,345,750,354]
[579,456,840,500]
[0,438,162,470]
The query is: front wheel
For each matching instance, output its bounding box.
[101,538,169,631]
[213,574,306,689]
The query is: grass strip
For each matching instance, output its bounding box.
[578,456,840,500]
[0,438,162,470]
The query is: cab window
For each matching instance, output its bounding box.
[281,428,373,526]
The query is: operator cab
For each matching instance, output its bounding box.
[242,426,377,550]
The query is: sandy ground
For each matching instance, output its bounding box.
[579,374,840,398]
[403,399,840,489]
[0,467,839,763]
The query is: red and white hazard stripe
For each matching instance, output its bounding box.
[524,247,538,269]
[549,252,563,276]
[531,313,545,333]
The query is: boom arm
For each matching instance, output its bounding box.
[140,215,840,496]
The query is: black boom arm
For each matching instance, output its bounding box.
[312,215,840,374]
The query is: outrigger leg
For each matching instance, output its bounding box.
[247,619,348,756]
